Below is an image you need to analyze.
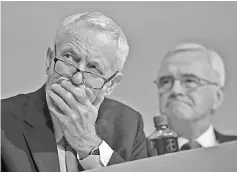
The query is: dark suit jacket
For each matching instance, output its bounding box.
[1,85,148,172]
[214,130,237,143]
[146,127,237,157]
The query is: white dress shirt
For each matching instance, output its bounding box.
[178,125,218,149]
[50,114,113,172]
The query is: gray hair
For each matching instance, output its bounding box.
[54,12,129,72]
[161,43,226,87]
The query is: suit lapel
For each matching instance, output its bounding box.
[214,129,237,144]
[23,126,60,172]
[23,85,60,172]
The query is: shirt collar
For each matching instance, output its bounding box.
[178,125,218,149]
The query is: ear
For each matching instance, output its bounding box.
[105,72,123,96]
[212,88,224,113]
[45,46,54,75]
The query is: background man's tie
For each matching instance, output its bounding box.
[180,141,202,151]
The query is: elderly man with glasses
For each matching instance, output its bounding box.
[149,43,237,154]
[1,12,147,172]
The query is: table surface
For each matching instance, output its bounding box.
[89,141,237,172]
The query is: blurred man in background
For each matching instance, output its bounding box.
[1,12,147,172]
[153,43,237,152]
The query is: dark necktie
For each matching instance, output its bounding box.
[180,141,202,151]
[65,142,80,172]
[58,137,84,172]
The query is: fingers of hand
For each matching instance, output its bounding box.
[60,80,90,106]
[85,87,95,103]
[47,89,72,115]
[50,81,99,125]
[48,106,67,122]
[51,83,78,109]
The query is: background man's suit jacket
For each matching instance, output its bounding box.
[1,85,148,172]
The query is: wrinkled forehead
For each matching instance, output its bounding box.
[158,50,219,81]
[55,22,118,71]
[55,22,117,53]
